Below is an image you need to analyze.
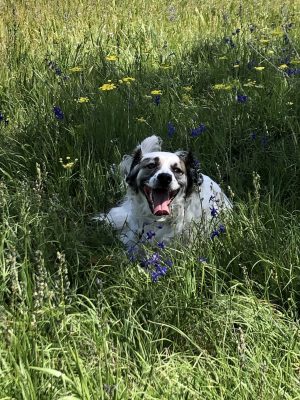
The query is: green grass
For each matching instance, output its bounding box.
[0,0,300,398]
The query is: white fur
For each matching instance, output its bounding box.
[96,136,232,248]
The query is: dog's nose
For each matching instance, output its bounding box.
[157,173,172,185]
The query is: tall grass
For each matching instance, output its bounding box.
[0,0,300,398]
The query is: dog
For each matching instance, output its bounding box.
[96,135,232,248]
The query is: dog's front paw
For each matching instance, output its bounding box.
[91,213,108,223]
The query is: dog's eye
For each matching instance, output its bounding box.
[146,163,156,169]
[173,167,183,174]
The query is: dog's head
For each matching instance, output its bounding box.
[124,136,201,217]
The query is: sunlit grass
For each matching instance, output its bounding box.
[0,0,300,398]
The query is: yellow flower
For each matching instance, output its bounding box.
[243,80,256,87]
[59,157,78,169]
[105,55,117,61]
[182,94,192,103]
[136,116,147,123]
[212,83,232,90]
[254,66,265,71]
[99,82,117,91]
[278,64,288,70]
[69,66,83,72]
[291,59,300,65]
[267,50,275,55]
[271,28,284,36]
[151,89,162,95]
[76,97,90,103]
[182,86,193,92]
[160,64,172,69]
[120,77,136,85]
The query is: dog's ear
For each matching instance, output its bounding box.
[125,147,142,189]
[140,135,162,153]
[176,150,203,196]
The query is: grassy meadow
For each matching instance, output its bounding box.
[1,0,300,398]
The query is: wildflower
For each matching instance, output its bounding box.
[136,116,147,123]
[254,66,265,71]
[191,123,206,137]
[278,64,288,70]
[210,230,219,240]
[69,66,83,72]
[259,39,269,45]
[151,89,162,95]
[120,76,136,85]
[165,259,173,267]
[250,132,257,140]
[76,97,89,103]
[218,224,226,233]
[127,245,138,262]
[167,121,176,138]
[291,59,300,65]
[286,68,300,76]
[55,67,62,76]
[218,56,227,60]
[157,241,165,249]
[153,95,161,106]
[146,230,156,240]
[151,264,167,282]
[210,206,218,217]
[59,157,78,169]
[198,257,208,263]
[243,79,256,87]
[53,106,64,120]
[213,83,232,90]
[224,37,235,48]
[210,224,226,240]
[236,94,248,103]
[182,85,193,91]
[105,55,117,61]
[0,113,3,122]
[182,94,192,103]
[160,64,172,69]
[99,82,117,91]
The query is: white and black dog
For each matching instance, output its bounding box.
[97,135,232,248]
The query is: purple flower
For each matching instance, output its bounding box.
[191,123,206,137]
[198,257,208,263]
[146,230,156,240]
[210,206,218,218]
[0,113,3,122]
[157,241,165,249]
[210,230,219,240]
[165,259,173,267]
[287,68,300,76]
[211,224,226,240]
[154,95,161,106]
[250,132,257,140]
[218,224,226,234]
[53,106,64,120]
[236,94,248,103]
[167,121,176,138]
[151,264,168,282]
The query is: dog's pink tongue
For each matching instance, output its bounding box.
[153,190,171,216]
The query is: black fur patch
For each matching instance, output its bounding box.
[126,148,142,190]
[176,150,202,196]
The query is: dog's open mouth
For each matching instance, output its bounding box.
[143,186,179,216]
